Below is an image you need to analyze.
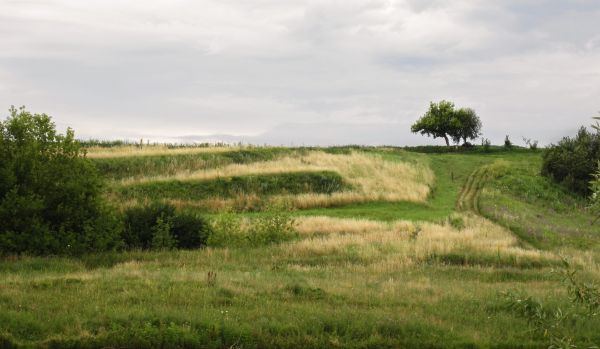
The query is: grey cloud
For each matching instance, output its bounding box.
[0,0,599,146]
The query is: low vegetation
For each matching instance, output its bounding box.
[114,150,434,211]
[2,108,600,348]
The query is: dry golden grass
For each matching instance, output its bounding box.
[85,145,240,158]
[286,214,557,267]
[118,151,434,209]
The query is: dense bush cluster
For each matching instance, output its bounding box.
[0,107,123,255]
[122,203,211,250]
[541,127,600,195]
[0,107,213,256]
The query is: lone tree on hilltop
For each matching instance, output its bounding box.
[411,100,482,146]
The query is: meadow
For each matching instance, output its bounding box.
[1,145,599,348]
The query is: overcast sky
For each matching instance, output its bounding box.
[1,0,599,146]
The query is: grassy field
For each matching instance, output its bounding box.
[1,146,599,348]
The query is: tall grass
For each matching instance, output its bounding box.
[116,171,347,205]
[290,214,558,268]
[85,144,240,158]
[92,147,295,180]
[115,151,434,211]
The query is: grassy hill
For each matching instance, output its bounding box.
[1,145,599,348]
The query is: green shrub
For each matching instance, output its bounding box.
[118,171,346,202]
[151,217,176,250]
[208,210,297,248]
[0,106,122,255]
[541,127,600,195]
[447,214,465,230]
[122,203,210,250]
[504,135,512,149]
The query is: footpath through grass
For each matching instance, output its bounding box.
[296,150,538,223]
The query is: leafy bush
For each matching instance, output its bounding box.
[0,106,122,255]
[151,217,176,250]
[591,162,600,223]
[208,210,297,248]
[504,135,512,149]
[541,127,600,195]
[122,203,210,250]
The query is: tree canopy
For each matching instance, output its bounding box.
[411,100,482,146]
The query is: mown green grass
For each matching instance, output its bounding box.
[479,156,599,251]
[2,146,600,348]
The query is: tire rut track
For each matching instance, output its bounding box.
[456,166,489,214]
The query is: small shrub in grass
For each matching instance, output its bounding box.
[248,211,297,246]
[207,214,244,247]
[122,203,209,250]
[504,135,512,149]
[208,210,297,248]
[447,214,465,230]
[501,260,600,348]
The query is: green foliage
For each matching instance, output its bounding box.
[541,127,600,195]
[447,214,465,230]
[591,162,600,224]
[0,106,122,255]
[452,107,482,144]
[151,217,176,250]
[122,203,210,250]
[118,171,347,202]
[501,261,600,348]
[503,135,512,149]
[411,100,482,146]
[208,210,297,247]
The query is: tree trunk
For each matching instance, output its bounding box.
[443,135,450,146]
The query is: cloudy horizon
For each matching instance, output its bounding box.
[1,0,599,146]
